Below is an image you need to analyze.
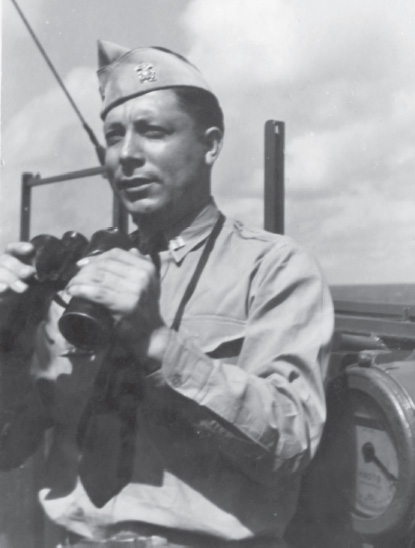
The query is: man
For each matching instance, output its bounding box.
[0,41,334,547]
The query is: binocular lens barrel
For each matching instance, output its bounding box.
[58,228,133,351]
[58,297,114,351]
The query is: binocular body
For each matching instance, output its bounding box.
[30,228,133,351]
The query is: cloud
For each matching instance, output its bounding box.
[1,0,414,285]
[0,66,110,248]
[183,0,414,91]
[292,189,415,284]
[2,0,47,42]
[182,1,301,88]
[180,0,415,283]
[4,66,102,165]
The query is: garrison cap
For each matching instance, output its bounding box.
[97,40,213,119]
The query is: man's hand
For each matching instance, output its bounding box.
[0,242,36,332]
[0,242,36,301]
[66,248,169,366]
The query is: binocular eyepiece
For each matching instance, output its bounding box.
[30,228,133,351]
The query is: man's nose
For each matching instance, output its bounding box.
[119,132,145,169]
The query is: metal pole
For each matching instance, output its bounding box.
[264,120,285,234]
[26,167,107,187]
[20,173,33,241]
[20,168,127,238]
[112,198,129,233]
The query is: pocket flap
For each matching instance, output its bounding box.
[180,315,245,359]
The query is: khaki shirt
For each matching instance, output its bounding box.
[30,200,334,541]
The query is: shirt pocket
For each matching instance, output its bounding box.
[180,315,246,364]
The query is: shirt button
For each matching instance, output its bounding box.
[171,373,182,387]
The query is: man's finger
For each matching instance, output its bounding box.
[5,242,35,258]
[0,277,30,294]
[77,248,143,268]
[0,255,36,296]
[75,253,153,284]
[67,265,151,297]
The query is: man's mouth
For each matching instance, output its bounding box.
[117,177,154,192]
[116,177,160,201]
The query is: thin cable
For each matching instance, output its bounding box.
[10,0,106,165]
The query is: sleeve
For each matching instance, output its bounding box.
[145,241,334,485]
[0,286,56,470]
[0,351,53,469]
[0,288,100,470]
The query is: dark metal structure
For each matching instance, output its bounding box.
[20,167,128,241]
[264,120,285,235]
[335,300,415,347]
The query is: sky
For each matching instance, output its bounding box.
[1,0,414,285]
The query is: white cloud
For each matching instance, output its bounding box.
[0,66,109,249]
[287,132,330,192]
[1,0,414,285]
[184,0,414,91]
[296,189,415,284]
[182,1,302,89]
[4,66,101,164]
[180,0,415,283]
[2,0,47,42]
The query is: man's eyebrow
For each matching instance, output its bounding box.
[104,121,124,131]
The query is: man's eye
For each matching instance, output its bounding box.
[143,126,166,138]
[104,132,123,146]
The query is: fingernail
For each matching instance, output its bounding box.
[66,285,75,295]
[19,266,34,277]
[20,242,33,252]
[12,280,27,293]
[77,258,89,266]
[62,287,72,299]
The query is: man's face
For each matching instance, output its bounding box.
[104,89,215,230]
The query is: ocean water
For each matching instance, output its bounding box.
[330,284,415,305]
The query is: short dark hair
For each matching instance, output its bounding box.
[172,87,225,135]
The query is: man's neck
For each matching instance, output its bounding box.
[133,196,213,241]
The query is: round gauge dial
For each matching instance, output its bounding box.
[301,359,415,546]
[352,396,399,519]
[341,363,415,538]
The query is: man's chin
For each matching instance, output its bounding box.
[126,202,169,230]
[123,199,161,218]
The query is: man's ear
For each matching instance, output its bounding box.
[203,127,223,166]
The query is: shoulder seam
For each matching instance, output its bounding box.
[225,218,296,250]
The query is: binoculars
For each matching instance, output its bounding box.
[29,228,133,351]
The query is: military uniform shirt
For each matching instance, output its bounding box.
[28,199,334,541]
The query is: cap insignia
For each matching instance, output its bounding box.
[134,63,157,84]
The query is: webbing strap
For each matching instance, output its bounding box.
[170,213,225,331]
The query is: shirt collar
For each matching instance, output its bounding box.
[163,198,221,264]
